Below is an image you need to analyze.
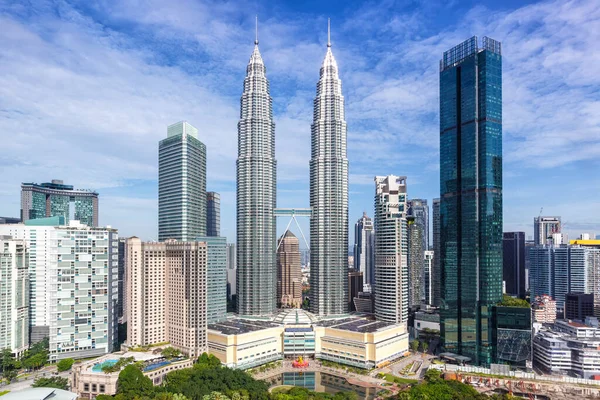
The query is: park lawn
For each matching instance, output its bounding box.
[0,391,10,397]
[384,374,418,385]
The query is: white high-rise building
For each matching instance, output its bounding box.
[353,212,374,292]
[534,216,561,246]
[236,30,277,317]
[0,219,118,361]
[309,22,349,316]
[424,250,434,306]
[374,176,408,323]
[0,237,29,356]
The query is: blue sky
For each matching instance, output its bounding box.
[0,0,599,246]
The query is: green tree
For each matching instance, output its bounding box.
[203,392,231,400]
[57,358,75,372]
[1,349,18,383]
[410,340,419,352]
[23,353,46,370]
[116,364,154,398]
[32,377,69,390]
[161,347,182,360]
[421,342,429,354]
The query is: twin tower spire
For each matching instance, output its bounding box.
[236,18,348,317]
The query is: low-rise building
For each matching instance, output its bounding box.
[208,309,409,370]
[70,350,193,399]
[532,295,557,324]
[533,320,600,379]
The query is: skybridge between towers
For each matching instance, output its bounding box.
[274,208,311,251]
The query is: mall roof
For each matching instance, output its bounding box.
[2,388,77,400]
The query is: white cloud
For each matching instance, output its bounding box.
[0,0,598,240]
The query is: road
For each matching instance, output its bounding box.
[0,366,71,393]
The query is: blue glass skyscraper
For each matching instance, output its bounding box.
[439,36,503,366]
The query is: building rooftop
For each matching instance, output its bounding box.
[208,319,280,335]
[273,309,320,325]
[2,388,77,400]
[317,317,396,333]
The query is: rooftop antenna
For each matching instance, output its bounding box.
[255,15,259,45]
[327,18,331,47]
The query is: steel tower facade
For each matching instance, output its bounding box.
[309,26,349,316]
[236,37,277,316]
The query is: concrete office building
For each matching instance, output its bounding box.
[432,198,440,306]
[407,199,429,251]
[0,219,119,361]
[439,36,503,366]
[125,238,208,357]
[21,180,98,227]
[309,24,349,316]
[158,121,207,242]
[277,232,302,309]
[236,34,277,317]
[565,293,595,321]
[407,216,424,307]
[503,232,526,299]
[533,319,600,379]
[206,192,220,237]
[534,216,561,246]
[0,237,29,356]
[197,236,227,324]
[493,305,532,368]
[374,176,408,324]
[353,212,374,292]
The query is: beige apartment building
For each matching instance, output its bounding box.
[125,238,208,357]
[277,231,302,308]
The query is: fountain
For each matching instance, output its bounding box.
[292,356,310,368]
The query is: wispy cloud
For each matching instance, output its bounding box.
[0,0,598,240]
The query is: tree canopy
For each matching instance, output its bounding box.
[32,376,69,390]
[498,295,530,308]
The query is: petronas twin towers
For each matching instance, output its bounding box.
[236,22,348,317]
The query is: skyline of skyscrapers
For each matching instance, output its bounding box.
[309,26,349,317]
[3,18,594,379]
[21,180,98,227]
[158,121,207,242]
[236,36,277,316]
[439,36,503,366]
[374,175,408,324]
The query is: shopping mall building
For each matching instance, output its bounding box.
[207,309,409,370]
